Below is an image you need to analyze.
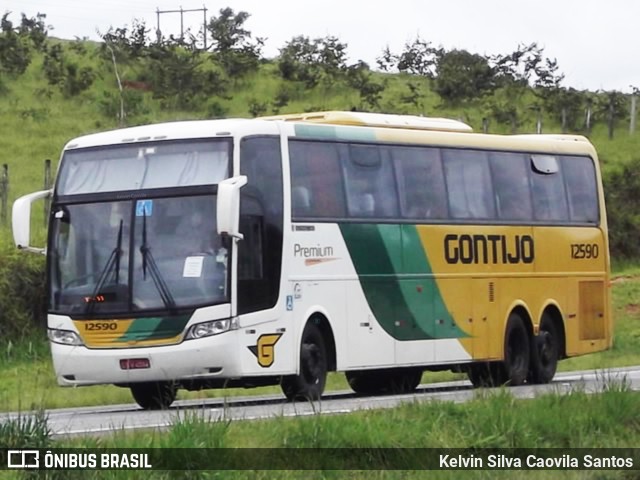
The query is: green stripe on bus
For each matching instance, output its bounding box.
[339,223,466,340]
[294,124,376,141]
[116,316,190,342]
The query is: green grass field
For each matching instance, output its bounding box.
[1,384,638,479]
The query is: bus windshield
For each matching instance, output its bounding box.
[49,195,228,316]
[57,139,229,195]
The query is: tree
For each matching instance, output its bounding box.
[0,13,32,76]
[145,42,226,110]
[41,42,95,97]
[277,35,348,87]
[99,20,151,64]
[376,37,441,78]
[207,7,263,78]
[490,43,563,89]
[18,12,49,51]
[278,35,321,87]
[596,90,627,139]
[537,87,585,133]
[42,43,65,85]
[396,37,441,77]
[434,49,495,104]
[346,61,385,110]
[376,45,395,72]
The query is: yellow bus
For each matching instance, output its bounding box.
[13,111,612,408]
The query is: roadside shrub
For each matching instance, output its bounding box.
[0,410,50,448]
[603,157,640,259]
[0,252,46,341]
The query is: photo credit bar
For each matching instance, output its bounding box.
[1,448,639,470]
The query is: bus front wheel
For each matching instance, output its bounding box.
[347,368,422,395]
[130,381,177,410]
[281,323,327,401]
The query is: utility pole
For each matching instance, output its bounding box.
[630,94,637,135]
[156,5,208,48]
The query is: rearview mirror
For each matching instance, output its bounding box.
[216,176,247,240]
[12,189,52,254]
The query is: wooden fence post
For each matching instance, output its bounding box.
[1,164,8,225]
[44,159,52,227]
[482,117,489,133]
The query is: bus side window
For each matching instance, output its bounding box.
[489,152,532,221]
[292,186,312,217]
[290,141,346,218]
[562,156,599,223]
[392,146,446,221]
[530,155,569,222]
[342,144,398,219]
[443,149,495,220]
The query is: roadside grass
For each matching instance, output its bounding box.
[1,384,638,479]
[2,270,640,412]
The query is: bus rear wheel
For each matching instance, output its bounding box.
[281,323,327,401]
[529,315,559,384]
[467,362,505,387]
[502,313,530,386]
[130,381,177,410]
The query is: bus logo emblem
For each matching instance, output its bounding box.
[248,334,282,368]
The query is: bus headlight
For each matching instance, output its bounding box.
[186,319,233,340]
[48,328,83,346]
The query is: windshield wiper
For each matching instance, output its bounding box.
[140,211,177,311]
[85,220,123,315]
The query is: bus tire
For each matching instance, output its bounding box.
[467,362,504,387]
[347,368,422,395]
[388,368,422,393]
[502,313,530,386]
[281,323,327,401]
[130,381,177,410]
[346,371,381,395]
[529,315,559,384]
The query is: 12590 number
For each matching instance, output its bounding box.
[84,322,118,331]
[571,243,599,259]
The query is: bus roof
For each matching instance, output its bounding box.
[260,111,473,133]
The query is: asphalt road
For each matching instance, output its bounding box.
[2,366,638,438]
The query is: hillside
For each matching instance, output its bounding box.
[0,14,639,237]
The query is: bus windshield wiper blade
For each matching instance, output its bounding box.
[85,220,123,315]
[140,211,177,311]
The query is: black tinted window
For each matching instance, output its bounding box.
[490,152,533,221]
[530,155,569,222]
[392,146,447,220]
[290,141,346,218]
[342,144,399,218]
[563,156,599,223]
[443,149,495,219]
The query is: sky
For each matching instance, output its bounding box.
[2,0,636,92]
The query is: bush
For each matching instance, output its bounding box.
[0,252,46,341]
[603,157,640,259]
